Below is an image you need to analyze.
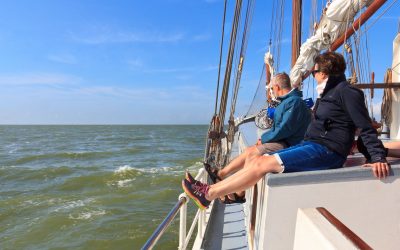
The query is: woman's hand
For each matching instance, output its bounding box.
[363,162,390,179]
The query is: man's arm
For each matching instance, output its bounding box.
[261,99,307,143]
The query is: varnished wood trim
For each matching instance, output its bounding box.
[250,184,258,247]
[316,207,373,250]
[355,83,400,89]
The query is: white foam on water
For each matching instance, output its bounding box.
[23,199,42,206]
[52,198,95,212]
[117,178,135,187]
[147,166,170,173]
[23,197,63,207]
[186,162,203,171]
[0,165,17,170]
[112,162,203,178]
[114,165,184,174]
[114,165,135,173]
[5,143,20,154]
[106,178,136,187]
[68,209,106,220]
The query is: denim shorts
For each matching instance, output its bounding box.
[273,141,346,173]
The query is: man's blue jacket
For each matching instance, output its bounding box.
[261,89,311,146]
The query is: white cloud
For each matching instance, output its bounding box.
[193,33,211,41]
[72,85,201,101]
[143,67,194,73]
[127,59,143,69]
[0,81,215,124]
[0,73,82,86]
[175,75,192,80]
[70,27,184,44]
[143,64,218,74]
[257,38,291,52]
[47,54,77,64]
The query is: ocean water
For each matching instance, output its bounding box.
[0,125,207,250]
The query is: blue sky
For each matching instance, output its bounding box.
[0,0,399,124]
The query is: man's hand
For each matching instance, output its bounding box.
[256,139,262,146]
[264,52,273,65]
[363,162,390,179]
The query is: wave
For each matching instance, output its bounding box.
[116,178,136,187]
[0,165,75,182]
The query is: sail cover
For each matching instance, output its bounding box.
[390,33,400,139]
[290,0,374,87]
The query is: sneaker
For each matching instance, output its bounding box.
[203,163,221,184]
[185,171,196,184]
[182,179,211,210]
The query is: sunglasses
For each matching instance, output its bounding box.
[311,70,320,77]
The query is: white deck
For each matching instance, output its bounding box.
[201,202,249,250]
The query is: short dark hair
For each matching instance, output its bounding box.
[314,51,346,76]
[273,72,291,90]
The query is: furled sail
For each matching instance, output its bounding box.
[290,0,374,87]
[390,33,400,139]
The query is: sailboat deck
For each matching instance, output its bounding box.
[201,202,248,250]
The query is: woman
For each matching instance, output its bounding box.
[183,52,390,210]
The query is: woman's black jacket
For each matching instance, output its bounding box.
[304,74,387,163]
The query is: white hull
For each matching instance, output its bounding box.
[390,33,400,139]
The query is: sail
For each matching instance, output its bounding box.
[290,0,374,87]
[390,33,400,139]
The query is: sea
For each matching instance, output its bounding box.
[0,125,207,250]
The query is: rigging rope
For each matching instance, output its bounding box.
[245,64,266,117]
[218,0,243,130]
[382,69,393,126]
[214,0,228,115]
[359,0,400,36]
[229,0,255,116]
[310,0,318,36]
[205,0,243,166]
[224,0,256,165]
[276,0,286,71]
[268,0,285,72]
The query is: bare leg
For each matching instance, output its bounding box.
[232,147,262,198]
[218,145,260,179]
[206,155,282,201]
[384,141,400,158]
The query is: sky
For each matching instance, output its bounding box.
[0,0,399,124]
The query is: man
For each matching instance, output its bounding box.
[183,52,390,209]
[202,72,311,203]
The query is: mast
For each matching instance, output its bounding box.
[291,0,302,67]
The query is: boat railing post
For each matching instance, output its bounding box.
[178,193,188,250]
[197,169,206,238]
[201,171,207,227]
[198,210,204,238]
